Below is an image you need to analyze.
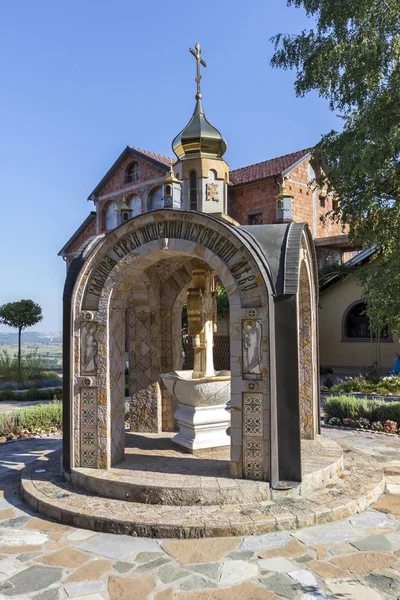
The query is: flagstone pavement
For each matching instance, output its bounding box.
[0,429,399,599]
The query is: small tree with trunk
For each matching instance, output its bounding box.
[0,300,43,369]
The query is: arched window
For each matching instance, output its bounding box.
[165,184,172,196]
[148,187,163,211]
[344,301,389,340]
[189,171,197,210]
[126,162,141,183]
[104,201,118,230]
[128,195,141,217]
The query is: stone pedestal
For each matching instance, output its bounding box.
[161,370,231,452]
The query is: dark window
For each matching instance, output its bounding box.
[319,195,326,208]
[122,212,129,222]
[189,171,197,210]
[165,184,172,196]
[126,162,141,183]
[345,302,389,339]
[248,213,262,225]
[333,199,340,210]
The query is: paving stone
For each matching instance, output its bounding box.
[133,557,171,573]
[309,545,327,560]
[240,532,291,552]
[226,551,254,561]
[0,559,19,575]
[300,593,332,600]
[32,588,61,600]
[364,569,400,596]
[154,590,173,600]
[220,559,259,584]
[64,559,113,583]
[175,581,279,599]
[327,581,385,599]
[179,574,217,591]
[295,553,313,563]
[330,551,398,575]
[385,531,400,550]
[186,562,220,580]
[135,551,164,563]
[113,561,135,574]
[368,527,394,535]
[77,533,159,559]
[64,595,104,600]
[294,522,360,546]
[0,529,49,547]
[17,552,41,562]
[63,580,105,597]
[0,565,63,596]
[0,517,31,529]
[258,557,299,573]
[307,560,348,579]
[288,569,318,588]
[37,547,88,568]
[162,538,239,565]
[349,511,396,529]
[158,563,190,584]
[373,494,400,515]
[259,539,306,559]
[328,542,357,556]
[350,534,392,552]
[108,574,155,600]
[0,510,16,521]
[259,572,298,599]
[66,529,96,542]
[26,518,69,533]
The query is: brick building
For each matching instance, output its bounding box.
[58,144,351,267]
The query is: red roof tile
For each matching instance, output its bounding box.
[129,147,175,167]
[229,149,312,186]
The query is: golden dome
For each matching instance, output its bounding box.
[172,98,227,160]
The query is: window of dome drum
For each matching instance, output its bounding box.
[126,162,141,183]
[165,185,172,196]
[189,171,197,210]
[345,301,389,339]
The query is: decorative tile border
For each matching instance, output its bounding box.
[80,388,97,467]
[243,392,264,479]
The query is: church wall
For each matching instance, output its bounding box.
[319,276,400,371]
[230,179,277,225]
[97,155,167,197]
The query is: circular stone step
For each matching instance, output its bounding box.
[21,444,385,538]
[69,433,343,506]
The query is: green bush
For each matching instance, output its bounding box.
[0,388,62,401]
[324,395,400,424]
[0,401,62,438]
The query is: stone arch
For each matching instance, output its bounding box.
[68,210,275,479]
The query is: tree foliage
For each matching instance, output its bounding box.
[271,0,400,330]
[0,300,43,368]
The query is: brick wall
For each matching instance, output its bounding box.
[98,155,167,197]
[229,179,278,225]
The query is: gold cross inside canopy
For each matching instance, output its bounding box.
[189,43,206,99]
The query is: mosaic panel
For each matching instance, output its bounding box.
[298,261,314,439]
[243,392,264,479]
[80,387,97,468]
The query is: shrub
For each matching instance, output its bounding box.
[0,349,54,384]
[0,401,62,438]
[324,395,400,429]
[0,388,62,401]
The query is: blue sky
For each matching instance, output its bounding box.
[0,0,340,332]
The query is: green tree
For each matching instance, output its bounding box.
[0,300,43,369]
[271,0,400,331]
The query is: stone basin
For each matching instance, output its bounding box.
[161,370,231,451]
[161,370,230,407]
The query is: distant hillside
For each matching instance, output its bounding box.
[0,332,61,345]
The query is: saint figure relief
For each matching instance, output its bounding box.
[81,322,98,374]
[243,319,262,375]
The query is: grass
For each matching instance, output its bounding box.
[0,401,62,439]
